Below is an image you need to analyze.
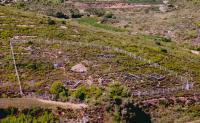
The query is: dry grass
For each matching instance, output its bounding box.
[0,98,87,110]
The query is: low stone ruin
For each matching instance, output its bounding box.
[97,54,116,59]
[148,73,165,81]
[124,73,141,81]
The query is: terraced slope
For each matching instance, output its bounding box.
[0,4,200,123]
[1,5,200,96]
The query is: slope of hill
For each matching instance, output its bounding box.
[0,1,200,122]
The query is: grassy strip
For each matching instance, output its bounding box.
[77,17,126,32]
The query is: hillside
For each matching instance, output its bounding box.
[0,0,200,122]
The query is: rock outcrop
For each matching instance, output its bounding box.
[71,63,87,73]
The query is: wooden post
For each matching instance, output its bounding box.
[10,39,23,96]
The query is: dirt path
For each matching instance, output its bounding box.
[0,98,88,110]
[74,1,162,9]
[36,98,88,109]
[187,119,200,123]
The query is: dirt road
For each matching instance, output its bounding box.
[0,98,88,110]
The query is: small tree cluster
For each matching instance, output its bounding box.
[73,85,103,102]
[0,107,58,123]
[105,82,151,123]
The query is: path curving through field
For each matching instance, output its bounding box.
[0,98,88,110]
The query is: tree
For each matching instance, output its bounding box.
[106,82,152,123]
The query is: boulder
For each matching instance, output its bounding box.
[159,5,168,13]
[71,63,87,73]
[191,50,200,55]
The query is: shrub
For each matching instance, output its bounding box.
[50,81,68,97]
[47,17,56,25]
[73,86,88,101]
[0,30,13,39]
[55,12,69,19]
[108,82,130,105]
[197,47,200,51]
[85,8,105,17]
[15,2,26,9]
[88,86,103,99]
[0,107,18,118]
[161,48,168,53]
[25,61,53,71]
[113,111,121,122]
[188,105,200,117]
[104,12,113,18]
[61,19,66,24]
[155,41,161,46]
[155,36,171,42]
[70,9,82,18]
[1,108,58,123]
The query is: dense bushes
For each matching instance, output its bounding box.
[0,107,58,123]
[46,9,69,19]
[73,85,103,101]
[70,9,82,18]
[105,82,151,123]
[0,30,13,39]
[24,61,54,71]
[108,82,130,104]
[155,36,172,42]
[55,12,69,19]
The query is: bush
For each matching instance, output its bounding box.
[104,12,113,18]
[155,41,161,46]
[161,48,168,53]
[25,61,53,71]
[73,86,87,101]
[70,9,82,18]
[50,81,68,97]
[88,86,103,99]
[108,82,130,104]
[0,107,18,118]
[47,17,56,25]
[55,12,69,19]
[85,8,105,17]
[155,36,171,42]
[1,108,58,123]
[15,2,26,9]
[0,30,13,39]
